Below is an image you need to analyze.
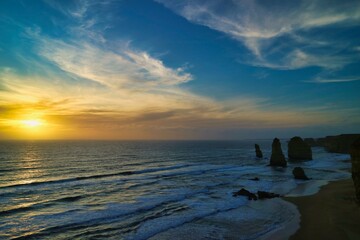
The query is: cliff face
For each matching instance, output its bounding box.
[319,134,360,153]
[350,138,360,201]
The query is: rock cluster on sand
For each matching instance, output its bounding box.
[292,167,310,180]
[288,136,312,160]
[257,191,280,199]
[232,188,258,200]
[270,138,287,167]
[350,138,360,201]
[255,144,263,158]
[232,188,280,200]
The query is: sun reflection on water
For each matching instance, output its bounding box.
[12,142,45,186]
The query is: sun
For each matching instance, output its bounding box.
[21,119,43,128]
[5,117,56,139]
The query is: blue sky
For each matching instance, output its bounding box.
[0,0,360,139]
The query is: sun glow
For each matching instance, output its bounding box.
[21,119,43,128]
[0,117,57,139]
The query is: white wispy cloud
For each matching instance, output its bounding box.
[44,0,113,43]
[157,0,360,71]
[310,76,360,83]
[125,51,193,85]
[44,0,105,19]
[250,49,352,70]
[34,35,193,89]
[39,1,194,88]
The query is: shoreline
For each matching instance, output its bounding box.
[283,179,360,240]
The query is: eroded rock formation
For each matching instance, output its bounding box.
[292,167,310,180]
[270,138,287,167]
[232,188,258,200]
[288,136,312,160]
[255,144,263,158]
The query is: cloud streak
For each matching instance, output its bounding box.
[36,37,193,88]
[310,76,360,83]
[157,0,360,73]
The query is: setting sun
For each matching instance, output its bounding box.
[21,119,43,128]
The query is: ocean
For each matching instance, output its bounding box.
[0,140,351,239]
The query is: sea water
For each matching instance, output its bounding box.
[0,140,351,239]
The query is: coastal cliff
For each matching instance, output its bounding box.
[350,138,360,201]
[306,134,360,153]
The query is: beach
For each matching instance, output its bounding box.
[285,179,360,240]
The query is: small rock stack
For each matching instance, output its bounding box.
[350,138,360,201]
[292,167,309,180]
[288,136,312,160]
[270,138,287,167]
[255,144,263,158]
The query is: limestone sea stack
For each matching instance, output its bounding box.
[292,167,310,180]
[288,136,312,160]
[350,138,360,201]
[270,138,287,167]
[255,144,263,158]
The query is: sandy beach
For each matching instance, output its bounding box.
[284,179,360,240]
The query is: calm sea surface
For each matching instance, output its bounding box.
[0,140,350,239]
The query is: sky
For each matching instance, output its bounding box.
[0,0,360,140]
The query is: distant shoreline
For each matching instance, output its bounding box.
[284,179,360,239]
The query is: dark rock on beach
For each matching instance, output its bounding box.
[232,188,258,200]
[288,136,312,160]
[350,138,360,201]
[269,138,287,167]
[233,188,281,200]
[249,177,260,181]
[257,191,280,199]
[292,167,310,180]
[255,144,263,158]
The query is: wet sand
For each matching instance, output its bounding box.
[284,179,360,240]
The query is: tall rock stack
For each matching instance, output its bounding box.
[255,144,263,158]
[350,138,360,201]
[270,138,287,167]
[288,136,312,160]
